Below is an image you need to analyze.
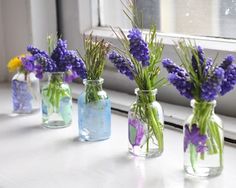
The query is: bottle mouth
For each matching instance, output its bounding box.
[135,88,158,95]
[83,78,104,85]
[190,99,216,107]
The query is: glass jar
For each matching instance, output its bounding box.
[184,100,223,177]
[78,78,111,141]
[11,71,40,114]
[41,72,72,128]
[128,88,164,158]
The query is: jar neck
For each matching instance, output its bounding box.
[83,78,104,91]
[135,88,157,104]
[16,70,30,81]
[191,99,216,116]
[49,72,64,84]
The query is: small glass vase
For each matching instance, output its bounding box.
[78,78,111,141]
[11,71,40,114]
[42,72,72,128]
[184,100,223,177]
[128,88,164,158]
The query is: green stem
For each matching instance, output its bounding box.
[189,100,223,170]
[146,106,163,152]
[190,144,197,172]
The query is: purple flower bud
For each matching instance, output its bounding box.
[201,67,224,101]
[127,28,150,67]
[108,51,135,80]
[220,55,236,95]
[21,56,35,72]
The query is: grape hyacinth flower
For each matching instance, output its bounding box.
[191,46,205,73]
[203,58,213,77]
[27,39,87,83]
[51,39,68,63]
[108,51,135,80]
[128,118,145,147]
[184,124,207,153]
[162,59,193,99]
[201,67,224,101]
[127,28,150,67]
[220,55,236,95]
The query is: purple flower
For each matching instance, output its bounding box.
[51,39,68,63]
[191,46,205,74]
[168,72,193,99]
[27,45,49,58]
[201,67,224,101]
[184,124,207,153]
[21,56,35,72]
[64,70,77,83]
[128,118,145,147]
[162,59,193,99]
[127,28,150,67]
[27,39,87,82]
[220,55,236,95]
[108,51,135,80]
[65,51,87,79]
[162,58,183,73]
[220,55,235,69]
[203,58,213,77]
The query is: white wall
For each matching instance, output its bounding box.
[30,0,57,50]
[0,0,6,82]
[0,0,57,81]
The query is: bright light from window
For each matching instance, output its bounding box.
[99,0,236,39]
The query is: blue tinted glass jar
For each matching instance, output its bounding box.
[78,78,111,141]
[42,72,72,128]
[11,71,40,114]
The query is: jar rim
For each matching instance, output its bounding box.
[135,88,158,95]
[83,78,104,85]
[190,99,216,107]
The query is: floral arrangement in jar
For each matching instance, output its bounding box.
[162,40,236,177]
[7,54,40,113]
[77,33,111,141]
[108,8,166,157]
[27,36,86,128]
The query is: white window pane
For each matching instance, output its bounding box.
[99,0,236,39]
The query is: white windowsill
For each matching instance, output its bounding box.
[1,82,236,188]
[71,83,236,141]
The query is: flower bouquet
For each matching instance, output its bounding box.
[77,33,111,141]
[8,54,40,113]
[27,36,86,128]
[162,40,236,176]
[109,25,166,157]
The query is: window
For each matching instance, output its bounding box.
[57,0,236,119]
[100,0,236,39]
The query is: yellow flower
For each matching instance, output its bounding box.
[7,54,25,72]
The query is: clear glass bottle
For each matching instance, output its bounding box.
[78,78,111,141]
[11,71,40,114]
[184,100,223,177]
[41,72,72,128]
[128,88,164,158]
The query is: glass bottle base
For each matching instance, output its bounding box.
[79,134,110,142]
[13,110,32,114]
[42,120,71,129]
[128,146,162,158]
[184,166,223,177]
